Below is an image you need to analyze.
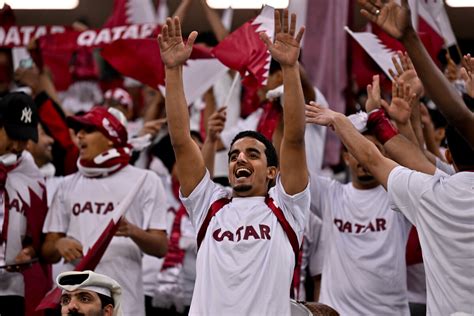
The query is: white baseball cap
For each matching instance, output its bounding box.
[56,270,122,316]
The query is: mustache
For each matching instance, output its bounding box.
[67,312,85,316]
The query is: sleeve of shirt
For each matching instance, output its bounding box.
[180,170,228,230]
[387,166,447,224]
[306,213,324,277]
[435,157,456,175]
[271,175,311,244]
[42,182,69,233]
[143,171,168,231]
[308,170,333,219]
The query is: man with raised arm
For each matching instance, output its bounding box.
[158,9,310,315]
[305,99,474,315]
[357,0,474,147]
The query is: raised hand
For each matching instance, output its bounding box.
[460,53,474,97]
[389,51,424,97]
[157,16,198,68]
[259,9,305,67]
[305,101,340,128]
[381,79,415,125]
[358,0,412,40]
[365,75,381,113]
[207,107,226,143]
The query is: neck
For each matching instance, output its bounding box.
[351,180,379,190]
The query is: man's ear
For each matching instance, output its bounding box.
[267,166,278,181]
[445,148,453,164]
[103,304,114,316]
[342,151,350,166]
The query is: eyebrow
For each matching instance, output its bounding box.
[228,147,262,158]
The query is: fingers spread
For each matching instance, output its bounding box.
[290,13,296,36]
[274,10,281,35]
[283,9,289,33]
[295,27,305,44]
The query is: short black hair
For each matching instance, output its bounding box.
[229,130,278,168]
[445,125,474,170]
[97,292,115,308]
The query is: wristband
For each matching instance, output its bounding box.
[367,109,398,144]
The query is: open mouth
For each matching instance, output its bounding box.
[235,167,252,179]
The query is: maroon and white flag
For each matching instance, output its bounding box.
[101,39,228,105]
[212,5,274,88]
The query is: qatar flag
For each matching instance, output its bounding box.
[101,39,228,106]
[212,5,274,88]
[103,0,157,27]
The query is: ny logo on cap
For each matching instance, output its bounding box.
[21,107,33,123]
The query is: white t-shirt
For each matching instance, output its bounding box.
[388,166,474,315]
[181,171,310,316]
[310,173,411,315]
[43,165,167,316]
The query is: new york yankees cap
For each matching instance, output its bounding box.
[57,270,122,316]
[0,92,38,142]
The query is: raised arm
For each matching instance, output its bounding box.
[199,0,229,42]
[158,17,204,196]
[260,10,308,195]
[306,104,398,189]
[358,0,474,147]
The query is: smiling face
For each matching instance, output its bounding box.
[60,289,113,316]
[228,137,277,197]
[76,127,114,162]
[27,124,54,167]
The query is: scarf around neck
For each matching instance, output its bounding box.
[77,147,131,178]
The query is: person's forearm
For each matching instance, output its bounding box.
[201,138,216,177]
[173,0,193,22]
[165,66,192,148]
[409,102,425,150]
[402,30,474,146]
[282,63,305,143]
[423,121,443,159]
[41,238,62,263]
[199,0,229,42]
[397,121,419,147]
[384,134,436,175]
[333,114,379,167]
[131,229,168,258]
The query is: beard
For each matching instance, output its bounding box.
[233,184,252,192]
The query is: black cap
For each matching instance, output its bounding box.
[0,92,38,142]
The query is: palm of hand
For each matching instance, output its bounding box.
[270,33,300,66]
[378,3,411,40]
[389,98,411,124]
[160,38,191,68]
[400,70,424,96]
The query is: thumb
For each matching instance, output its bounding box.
[186,31,198,49]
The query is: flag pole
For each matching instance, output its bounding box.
[222,72,240,108]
